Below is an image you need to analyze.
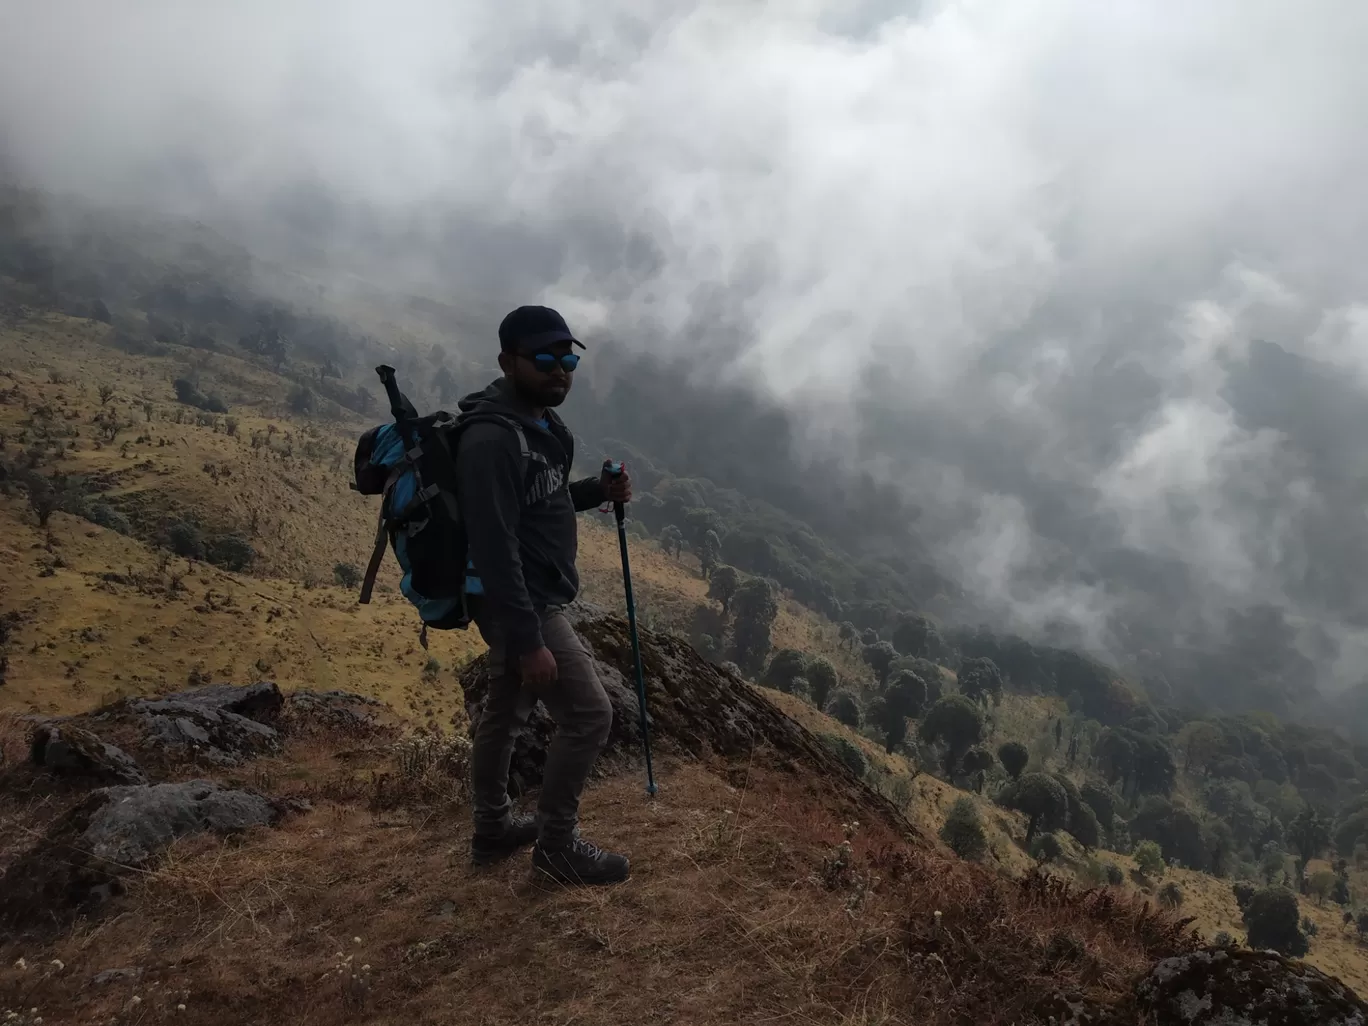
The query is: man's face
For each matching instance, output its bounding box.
[503,341,577,408]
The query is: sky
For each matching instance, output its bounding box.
[4,0,1368,697]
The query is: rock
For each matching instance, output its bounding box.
[82,779,280,864]
[91,967,144,986]
[29,723,147,784]
[459,603,917,837]
[124,682,283,765]
[1132,946,1368,1025]
[0,780,281,933]
[285,689,385,734]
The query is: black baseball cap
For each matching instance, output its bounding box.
[498,305,585,353]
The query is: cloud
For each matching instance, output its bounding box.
[5,0,1368,696]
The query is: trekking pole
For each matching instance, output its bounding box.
[603,459,658,797]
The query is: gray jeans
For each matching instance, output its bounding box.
[470,609,614,847]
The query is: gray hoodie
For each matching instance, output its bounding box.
[454,378,605,656]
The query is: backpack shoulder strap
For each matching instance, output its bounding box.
[358,464,406,605]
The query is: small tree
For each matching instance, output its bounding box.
[1081,780,1119,835]
[807,658,838,711]
[892,614,936,659]
[1105,863,1125,886]
[919,695,986,777]
[698,529,721,579]
[1288,807,1331,891]
[962,746,996,792]
[940,797,988,860]
[838,621,858,651]
[1003,772,1068,846]
[1134,840,1166,879]
[1309,869,1337,906]
[334,562,362,589]
[762,648,808,692]
[828,689,862,729]
[868,670,925,752]
[730,577,779,674]
[998,741,1030,780]
[1242,887,1309,956]
[863,641,898,687]
[1260,843,1290,886]
[958,657,1004,707]
[709,564,741,615]
[660,525,684,559]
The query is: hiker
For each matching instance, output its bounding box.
[456,304,633,886]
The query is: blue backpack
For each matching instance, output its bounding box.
[349,365,538,634]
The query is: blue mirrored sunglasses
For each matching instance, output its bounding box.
[526,351,581,373]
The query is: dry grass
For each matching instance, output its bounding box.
[0,740,1195,1026]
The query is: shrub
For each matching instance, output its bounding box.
[940,797,988,861]
[1242,887,1309,956]
[1232,881,1256,913]
[1000,772,1068,845]
[287,384,316,415]
[821,733,867,779]
[807,658,838,711]
[1212,931,1238,949]
[1158,882,1184,909]
[1105,862,1125,886]
[918,694,987,777]
[167,520,206,560]
[83,500,131,535]
[334,562,362,589]
[1133,840,1166,879]
[1078,856,1107,887]
[172,378,228,414]
[1081,780,1120,834]
[1031,832,1063,864]
[205,533,255,571]
[762,648,808,692]
[828,689,862,729]
[998,740,1029,780]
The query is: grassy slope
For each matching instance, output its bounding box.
[4,310,1368,997]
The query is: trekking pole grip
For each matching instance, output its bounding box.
[603,459,626,525]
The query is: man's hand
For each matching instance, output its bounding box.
[519,645,559,686]
[600,464,632,504]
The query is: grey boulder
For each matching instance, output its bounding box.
[29,723,147,785]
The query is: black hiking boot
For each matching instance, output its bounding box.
[532,837,630,886]
[470,814,539,866]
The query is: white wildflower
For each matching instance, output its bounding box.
[49,960,64,971]
[13,959,26,970]
[360,964,371,972]
[177,1005,187,1012]
[352,936,362,945]
[130,996,141,1005]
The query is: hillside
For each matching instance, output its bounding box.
[5,301,1368,1022]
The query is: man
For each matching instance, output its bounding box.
[455,304,632,886]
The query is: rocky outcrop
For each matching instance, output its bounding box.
[459,603,919,838]
[119,681,284,764]
[28,723,146,784]
[283,688,387,735]
[1130,947,1368,1025]
[0,780,283,933]
[83,779,280,864]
